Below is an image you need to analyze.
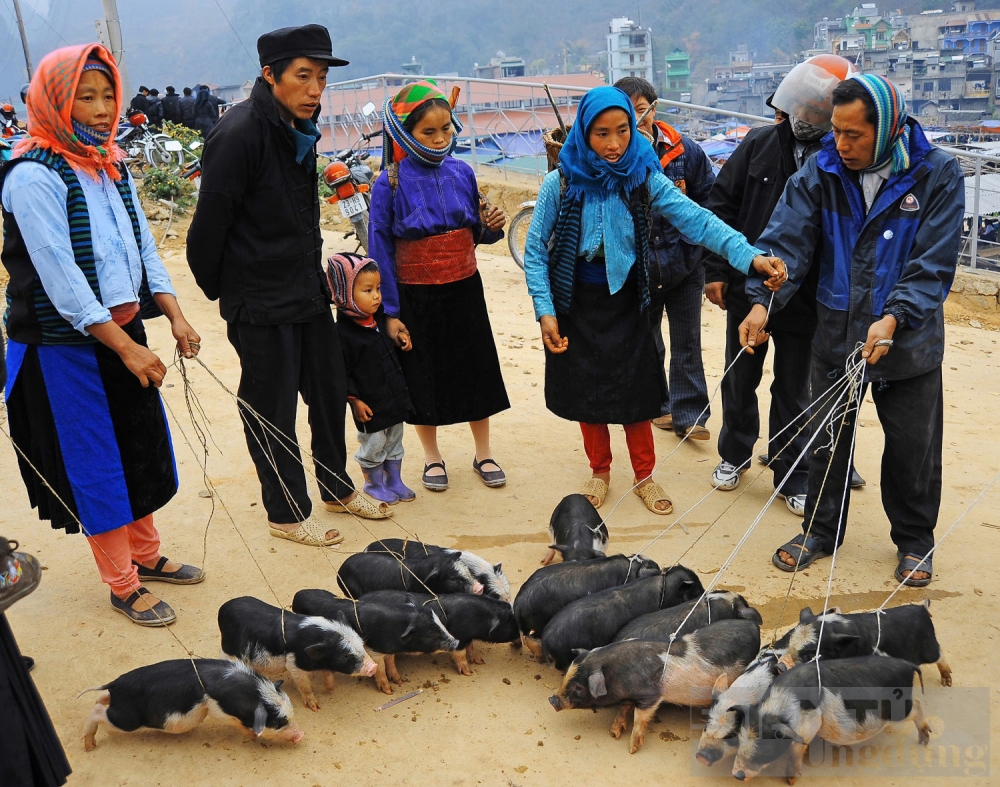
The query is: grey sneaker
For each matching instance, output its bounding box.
[778,493,807,517]
[711,460,745,491]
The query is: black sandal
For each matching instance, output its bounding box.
[110,587,176,626]
[895,552,933,587]
[472,458,506,488]
[422,461,449,491]
[134,556,205,585]
[772,533,831,572]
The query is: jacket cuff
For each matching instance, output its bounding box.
[881,304,909,330]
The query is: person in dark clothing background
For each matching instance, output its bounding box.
[145,88,163,127]
[702,55,860,516]
[616,76,717,441]
[187,24,391,548]
[161,86,181,124]
[192,84,225,136]
[178,86,196,129]
[742,75,964,587]
[127,85,149,115]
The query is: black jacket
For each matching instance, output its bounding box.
[648,123,716,292]
[195,90,225,124]
[702,121,819,332]
[127,92,148,115]
[186,78,328,324]
[337,311,413,433]
[145,96,163,127]
[179,95,196,126]
[161,93,181,124]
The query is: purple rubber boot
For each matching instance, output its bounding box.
[361,463,399,505]
[383,459,416,502]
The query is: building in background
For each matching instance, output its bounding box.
[402,57,424,77]
[474,53,526,80]
[664,48,691,100]
[606,17,653,84]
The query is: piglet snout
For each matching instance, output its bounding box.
[696,748,721,767]
[733,770,747,781]
[548,696,563,712]
[362,657,378,678]
[472,581,484,595]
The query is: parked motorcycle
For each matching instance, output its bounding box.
[322,101,379,253]
[117,112,187,173]
[1,104,24,163]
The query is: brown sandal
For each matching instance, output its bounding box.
[580,478,609,509]
[634,480,673,515]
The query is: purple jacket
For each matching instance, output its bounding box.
[367,155,503,316]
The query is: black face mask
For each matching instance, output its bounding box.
[790,116,827,142]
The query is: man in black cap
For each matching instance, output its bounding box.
[128,85,149,115]
[161,85,182,125]
[187,25,390,547]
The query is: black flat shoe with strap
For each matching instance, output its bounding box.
[134,557,205,585]
[110,587,176,626]
[422,461,449,491]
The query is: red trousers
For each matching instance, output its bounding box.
[579,421,656,480]
[86,515,161,599]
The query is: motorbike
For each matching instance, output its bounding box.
[322,101,379,253]
[507,200,534,270]
[1,104,25,163]
[117,112,190,173]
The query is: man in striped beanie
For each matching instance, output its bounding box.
[739,74,965,589]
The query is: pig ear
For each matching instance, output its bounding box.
[550,544,568,555]
[424,568,440,582]
[303,643,327,660]
[400,620,416,643]
[253,704,268,737]
[571,648,589,659]
[712,673,729,700]
[493,563,503,574]
[799,607,816,623]
[273,680,284,693]
[827,632,860,649]
[588,669,608,698]
[773,722,805,744]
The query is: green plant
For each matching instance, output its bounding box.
[139,166,196,212]
[161,120,203,147]
[317,156,334,199]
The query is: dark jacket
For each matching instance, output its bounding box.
[145,96,163,127]
[161,93,181,124]
[195,89,225,124]
[186,78,328,324]
[648,121,715,292]
[702,121,819,332]
[127,92,148,115]
[337,311,413,433]
[179,95,196,127]
[748,119,964,382]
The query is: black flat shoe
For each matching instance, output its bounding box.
[422,461,449,491]
[134,556,205,585]
[472,458,506,488]
[110,587,176,626]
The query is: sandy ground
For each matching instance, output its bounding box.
[3,203,1000,786]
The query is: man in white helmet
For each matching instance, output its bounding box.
[702,55,864,515]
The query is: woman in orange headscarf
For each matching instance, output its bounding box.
[2,44,204,625]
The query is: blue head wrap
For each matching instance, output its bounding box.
[558,86,662,201]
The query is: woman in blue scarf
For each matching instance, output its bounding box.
[523,86,786,515]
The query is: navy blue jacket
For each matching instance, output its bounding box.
[748,118,964,381]
[648,123,716,292]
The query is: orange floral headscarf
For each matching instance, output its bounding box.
[14,43,126,181]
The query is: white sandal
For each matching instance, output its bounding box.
[324,492,392,520]
[269,520,344,547]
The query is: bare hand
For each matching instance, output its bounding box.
[121,343,167,388]
[738,303,771,355]
[481,204,506,232]
[351,399,373,423]
[751,255,787,291]
[385,316,412,351]
[705,281,728,311]
[540,315,568,354]
[171,317,201,359]
[861,315,897,365]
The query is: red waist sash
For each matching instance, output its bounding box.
[395,228,477,285]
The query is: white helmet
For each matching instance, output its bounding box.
[771,55,858,131]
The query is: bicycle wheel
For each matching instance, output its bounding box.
[144,134,181,172]
[507,206,533,270]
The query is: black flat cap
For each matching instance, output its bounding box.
[257,24,348,68]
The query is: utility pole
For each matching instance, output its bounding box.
[98,0,132,102]
[11,0,33,80]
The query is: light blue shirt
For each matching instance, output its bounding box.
[1,161,176,334]
[523,169,763,320]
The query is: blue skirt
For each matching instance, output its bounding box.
[4,317,178,536]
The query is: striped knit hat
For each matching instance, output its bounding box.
[381,79,463,168]
[326,252,377,319]
[851,74,911,175]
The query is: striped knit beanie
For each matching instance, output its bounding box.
[326,253,377,319]
[381,79,463,168]
[851,74,911,175]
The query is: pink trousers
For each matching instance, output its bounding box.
[85,515,161,599]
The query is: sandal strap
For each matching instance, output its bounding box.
[424,462,447,472]
[121,587,149,606]
[581,478,609,505]
[153,556,169,572]
[898,554,932,571]
[635,481,671,507]
[474,458,502,472]
[344,492,391,519]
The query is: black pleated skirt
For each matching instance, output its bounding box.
[544,271,665,424]
[5,317,178,536]
[398,270,510,426]
[0,614,71,786]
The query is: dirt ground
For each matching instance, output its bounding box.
[3,189,1000,786]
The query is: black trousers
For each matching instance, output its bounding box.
[803,357,943,556]
[227,311,354,525]
[649,265,710,433]
[718,290,813,495]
